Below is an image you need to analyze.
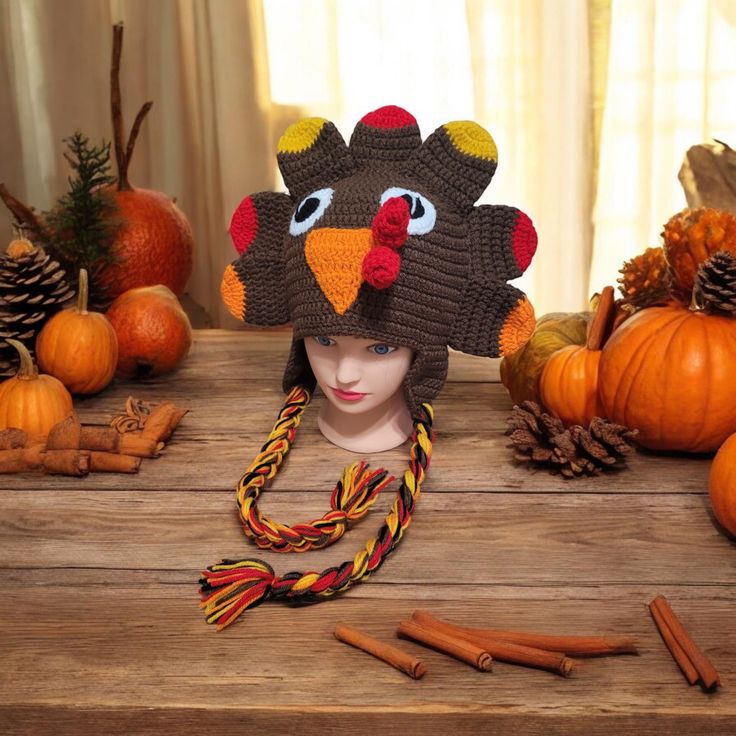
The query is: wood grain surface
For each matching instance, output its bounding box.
[1,329,734,735]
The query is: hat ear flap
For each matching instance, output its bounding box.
[449,283,535,358]
[277,118,355,199]
[405,121,498,212]
[221,191,292,325]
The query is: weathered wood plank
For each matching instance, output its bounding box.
[1,590,733,719]
[1,491,733,587]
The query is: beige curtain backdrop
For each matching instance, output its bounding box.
[264,0,594,316]
[0,0,275,327]
[589,0,736,295]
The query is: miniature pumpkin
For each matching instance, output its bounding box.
[500,310,590,405]
[36,269,118,394]
[539,286,615,426]
[598,302,736,452]
[106,284,192,378]
[662,207,736,300]
[709,433,736,537]
[0,339,73,439]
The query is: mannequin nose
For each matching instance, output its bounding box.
[334,353,362,386]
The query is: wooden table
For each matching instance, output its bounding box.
[1,329,734,734]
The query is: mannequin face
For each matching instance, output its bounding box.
[304,335,414,415]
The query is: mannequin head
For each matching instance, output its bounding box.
[304,334,415,452]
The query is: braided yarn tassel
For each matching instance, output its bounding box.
[200,402,434,630]
[237,386,394,552]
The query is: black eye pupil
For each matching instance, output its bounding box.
[401,193,425,219]
[295,197,320,222]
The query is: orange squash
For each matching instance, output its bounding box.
[540,286,615,426]
[598,302,736,452]
[709,433,736,536]
[0,339,73,440]
[36,269,118,394]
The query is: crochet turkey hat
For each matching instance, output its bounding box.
[201,106,537,630]
[221,105,536,415]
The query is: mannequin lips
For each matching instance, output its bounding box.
[331,387,368,402]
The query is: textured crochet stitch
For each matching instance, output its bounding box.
[202,105,538,629]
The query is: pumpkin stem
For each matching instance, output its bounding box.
[7,339,38,380]
[690,281,705,312]
[77,268,89,314]
[110,23,152,192]
[586,285,616,351]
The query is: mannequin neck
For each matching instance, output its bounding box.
[317,389,414,453]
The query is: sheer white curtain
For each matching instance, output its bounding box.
[263,0,593,316]
[589,0,736,295]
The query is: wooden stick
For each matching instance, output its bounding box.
[0,183,50,241]
[648,599,698,686]
[650,595,720,691]
[334,624,427,679]
[88,452,141,474]
[397,619,492,671]
[412,609,637,656]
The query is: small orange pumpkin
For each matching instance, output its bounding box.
[599,301,736,452]
[36,269,118,394]
[709,433,736,537]
[0,339,73,440]
[539,286,615,426]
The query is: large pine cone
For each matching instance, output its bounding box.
[618,246,673,309]
[695,250,736,314]
[662,207,736,301]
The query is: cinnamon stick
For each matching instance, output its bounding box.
[412,609,637,656]
[0,428,27,450]
[119,434,164,458]
[0,446,44,473]
[649,595,721,691]
[586,285,616,351]
[43,449,90,476]
[648,598,698,686]
[334,624,427,679]
[80,426,121,453]
[140,402,188,443]
[397,619,492,671]
[88,451,141,474]
[46,414,82,450]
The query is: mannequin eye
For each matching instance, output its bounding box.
[313,336,336,347]
[380,187,436,235]
[290,188,334,236]
[368,343,397,355]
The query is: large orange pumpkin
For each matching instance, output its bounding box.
[540,286,614,426]
[36,269,118,394]
[598,303,736,452]
[0,339,73,440]
[709,433,736,536]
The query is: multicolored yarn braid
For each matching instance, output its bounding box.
[200,398,434,630]
[236,385,395,553]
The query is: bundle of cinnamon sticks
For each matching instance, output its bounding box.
[0,398,187,476]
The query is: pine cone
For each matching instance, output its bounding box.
[618,246,673,308]
[0,239,74,376]
[695,250,736,314]
[506,401,638,478]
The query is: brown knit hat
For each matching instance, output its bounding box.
[200,106,537,630]
[222,105,537,416]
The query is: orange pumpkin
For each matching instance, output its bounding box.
[539,286,615,426]
[709,433,736,537]
[0,339,73,440]
[598,302,736,452]
[36,269,118,394]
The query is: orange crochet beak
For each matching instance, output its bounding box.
[305,228,373,315]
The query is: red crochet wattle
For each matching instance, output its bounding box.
[362,245,401,289]
[360,105,417,129]
[372,196,410,249]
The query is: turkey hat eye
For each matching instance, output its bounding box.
[380,187,437,235]
[290,188,334,236]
